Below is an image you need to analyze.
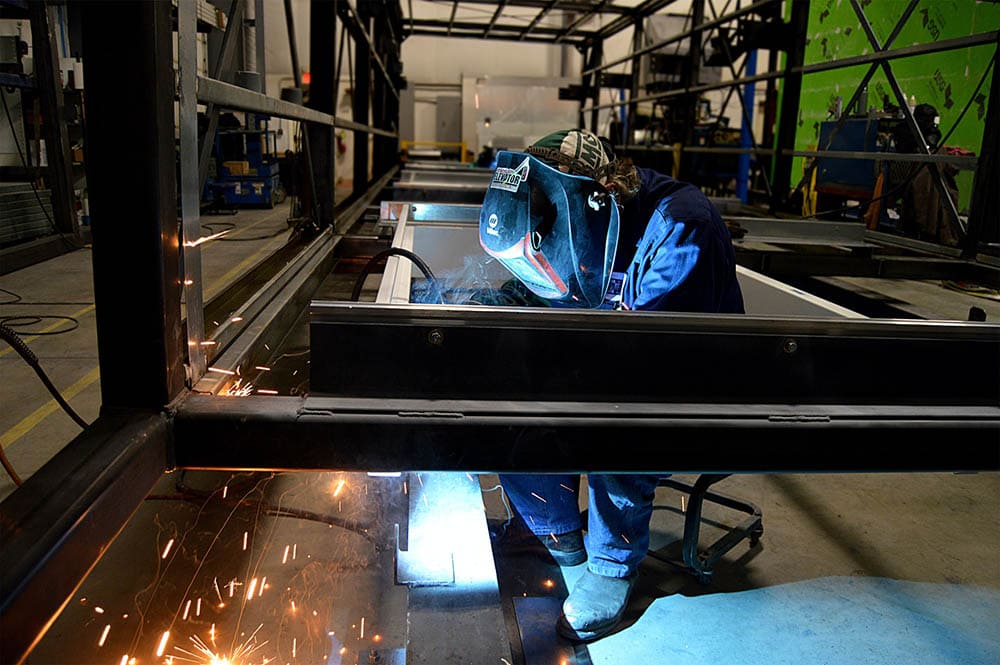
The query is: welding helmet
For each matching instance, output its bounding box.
[478,149,620,308]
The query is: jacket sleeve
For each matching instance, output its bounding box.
[623,201,735,313]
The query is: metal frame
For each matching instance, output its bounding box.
[2,5,999,665]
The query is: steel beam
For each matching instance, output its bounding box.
[172,395,1000,473]
[81,0,186,407]
[0,413,169,665]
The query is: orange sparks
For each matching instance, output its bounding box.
[94,606,104,614]
[208,367,236,375]
[161,538,175,559]
[242,531,248,551]
[256,389,278,395]
[246,577,258,600]
[184,229,231,247]
[255,366,271,371]
[98,624,111,647]
[199,340,216,346]
[339,647,347,656]
[184,279,194,285]
[530,492,547,503]
[258,577,266,597]
[549,532,558,543]
[621,534,631,544]
[543,579,555,589]
[221,486,228,499]
[290,600,297,612]
[360,616,366,639]
[292,544,297,560]
[183,599,191,620]
[118,655,128,665]
[282,545,290,564]
[292,638,297,658]
[373,634,382,643]
[156,630,171,657]
[559,483,574,492]
[231,316,243,322]
[333,479,346,497]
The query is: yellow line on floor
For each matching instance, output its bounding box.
[0,365,100,450]
[0,304,96,358]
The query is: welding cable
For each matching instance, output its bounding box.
[0,322,90,430]
[0,288,22,305]
[350,248,444,303]
[1,314,79,335]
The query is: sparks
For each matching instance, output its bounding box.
[184,229,231,247]
[156,630,171,657]
[360,617,365,639]
[290,600,296,612]
[196,598,202,616]
[183,599,192,620]
[333,479,346,497]
[213,577,223,603]
[621,533,631,544]
[255,366,271,371]
[256,389,278,395]
[98,624,111,647]
[292,638,297,658]
[292,544,297,560]
[162,538,175,559]
[543,579,555,589]
[530,492,547,503]
[282,545,290,564]
[231,316,243,322]
[549,532,559,544]
[200,340,217,346]
[184,279,194,285]
[258,577,266,598]
[118,655,128,665]
[242,531,248,551]
[246,577,258,600]
[208,367,236,375]
[94,606,104,614]
[559,483,574,492]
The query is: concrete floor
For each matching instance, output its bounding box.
[1,211,998,663]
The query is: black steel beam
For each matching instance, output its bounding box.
[404,26,586,46]
[770,0,808,211]
[172,395,1000,473]
[353,9,372,200]
[483,0,508,37]
[81,1,186,408]
[307,0,335,227]
[0,413,169,665]
[198,0,243,194]
[520,0,558,40]
[417,0,631,14]
[555,0,610,43]
[309,304,999,405]
[961,36,999,257]
[406,16,597,38]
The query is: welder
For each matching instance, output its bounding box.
[478,128,744,642]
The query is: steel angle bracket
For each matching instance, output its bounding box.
[394,523,455,587]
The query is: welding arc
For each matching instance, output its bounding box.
[0,322,90,430]
[350,248,444,304]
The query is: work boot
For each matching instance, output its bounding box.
[495,527,587,566]
[556,569,637,642]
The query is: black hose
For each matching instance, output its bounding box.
[0,322,90,430]
[350,248,445,304]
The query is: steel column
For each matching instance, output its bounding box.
[306,0,335,227]
[770,0,808,211]
[681,0,705,149]
[353,10,372,199]
[81,0,185,408]
[964,37,999,256]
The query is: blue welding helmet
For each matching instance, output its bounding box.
[478,151,620,308]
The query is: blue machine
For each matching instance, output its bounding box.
[814,118,884,200]
[203,113,283,208]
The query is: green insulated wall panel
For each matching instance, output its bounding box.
[794,0,999,211]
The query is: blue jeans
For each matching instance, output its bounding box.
[499,473,660,578]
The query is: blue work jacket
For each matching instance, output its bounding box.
[615,167,745,313]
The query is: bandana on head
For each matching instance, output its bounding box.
[525,129,615,183]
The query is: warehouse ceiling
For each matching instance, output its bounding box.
[401,0,680,46]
